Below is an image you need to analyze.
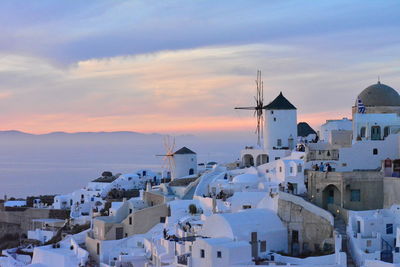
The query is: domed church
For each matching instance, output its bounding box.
[352,81,400,115]
[353,81,400,142]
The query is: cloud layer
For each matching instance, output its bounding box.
[0,0,399,134]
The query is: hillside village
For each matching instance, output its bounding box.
[2,80,400,267]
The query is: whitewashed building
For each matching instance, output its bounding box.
[240,92,297,167]
[320,118,352,142]
[172,147,197,180]
[348,205,400,267]
[307,82,400,172]
[191,237,252,267]
[200,209,288,257]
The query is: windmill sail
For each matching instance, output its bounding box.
[235,70,265,147]
[156,135,176,179]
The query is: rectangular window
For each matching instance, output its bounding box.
[129,208,132,214]
[242,205,251,209]
[260,241,267,252]
[297,165,302,172]
[350,190,361,202]
[217,251,222,258]
[160,217,166,223]
[129,217,132,225]
[275,157,280,160]
[290,167,293,173]
[386,224,393,234]
[373,148,378,155]
[279,167,282,172]
[277,139,282,146]
[200,249,205,258]
[97,243,100,255]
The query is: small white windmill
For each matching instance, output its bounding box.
[156,136,176,181]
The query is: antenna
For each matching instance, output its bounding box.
[235,70,265,147]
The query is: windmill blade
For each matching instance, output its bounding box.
[162,156,168,169]
[234,69,266,147]
[167,156,176,172]
[235,107,257,110]
[171,138,175,154]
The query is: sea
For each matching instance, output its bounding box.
[0,131,253,198]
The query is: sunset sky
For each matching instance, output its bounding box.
[0,0,399,134]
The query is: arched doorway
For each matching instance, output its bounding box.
[243,154,254,167]
[322,184,341,209]
[256,154,269,166]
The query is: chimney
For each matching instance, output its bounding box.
[146,181,152,192]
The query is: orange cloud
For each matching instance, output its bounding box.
[0,42,396,135]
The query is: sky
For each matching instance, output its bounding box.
[0,0,399,135]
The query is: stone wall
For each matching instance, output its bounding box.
[308,170,383,211]
[0,222,20,238]
[0,208,69,237]
[383,177,400,208]
[278,192,334,256]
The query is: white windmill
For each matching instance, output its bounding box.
[156,136,176,181]
[156,136,197,181]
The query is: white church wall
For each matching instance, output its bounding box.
[353,113,400,140]
[337,134,399,171]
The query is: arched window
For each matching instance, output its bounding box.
[384,126,390,138]
[360,127,366,138]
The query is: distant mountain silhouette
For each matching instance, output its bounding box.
[0,130,33,136]
[0,130,195,142]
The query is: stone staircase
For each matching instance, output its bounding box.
[334,217,355,267]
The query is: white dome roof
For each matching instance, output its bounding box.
[232,173,259,184]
